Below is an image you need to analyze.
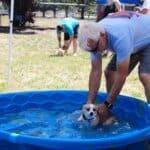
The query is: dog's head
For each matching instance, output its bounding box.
[78,104,116,126]
[81,104,99,121]
[57,49,64,56]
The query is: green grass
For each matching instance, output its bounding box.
[0,16,146,101]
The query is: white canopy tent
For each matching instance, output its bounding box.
[7,0,14,83]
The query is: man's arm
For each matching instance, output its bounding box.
[62,24,74,50]
[62,36,74,50]
[106,57,130,104]
[98,57,130,115]
[141,8,150,14]
[57,35,61,48]
[87,59,102,104]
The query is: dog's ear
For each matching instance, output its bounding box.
[82,104,87,109]
[95,105,100,115]
[95,105,99,111]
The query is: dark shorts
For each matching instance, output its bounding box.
[64,24,79,40]
[106,45,150,74]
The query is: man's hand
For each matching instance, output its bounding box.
[62,45,68,50]
[98,103,109,121]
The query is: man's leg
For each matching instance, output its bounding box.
[105,70,117,92]
[105,53,140,93]
[138,46,150,102]
[72,37,77,55]
[139,73,150,102]
[104,55,117,92]
[63,33,70,54]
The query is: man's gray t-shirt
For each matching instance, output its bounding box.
[91,13,150,62]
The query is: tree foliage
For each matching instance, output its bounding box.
[2,0,39,11]
[1,0,96,23]
[39,0,95,5]
[1,0,96,11]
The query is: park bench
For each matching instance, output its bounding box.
[39,2,86,19]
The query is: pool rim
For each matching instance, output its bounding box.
[0,89,149,149]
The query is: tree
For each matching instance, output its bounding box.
[40,0,96,19]
[1,0,38,27]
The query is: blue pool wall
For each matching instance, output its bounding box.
[96,0,140,4]
[0,90,149,150]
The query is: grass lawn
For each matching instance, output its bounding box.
[0,15,150,150]
[0,15,146,101]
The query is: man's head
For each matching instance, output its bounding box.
[78,22,105,53]
[103,3,117,18]
[57,25,63,31]
[56,25,64,36]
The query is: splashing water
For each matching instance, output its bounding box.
[0,108,135,139]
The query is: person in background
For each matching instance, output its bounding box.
[108,0,123,12]
[56,17,79,56]
[96,0,123,22]
[96,0,123,57]
[26,9,35,24]
[134,0,150,14]
[140,0,150,14]
[78,11,150,120]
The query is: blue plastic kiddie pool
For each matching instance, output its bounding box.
[0,90,150,150]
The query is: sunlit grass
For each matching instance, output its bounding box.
[0,16,145,101]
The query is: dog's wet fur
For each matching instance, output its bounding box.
[78,104,116,127]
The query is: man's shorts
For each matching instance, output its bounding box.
[64,24,79,40]
[106,45,150,74]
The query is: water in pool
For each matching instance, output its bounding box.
[0,107,136,139]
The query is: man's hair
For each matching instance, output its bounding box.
[78,22,105,51]
[56,25,63,31]
[103,3,117,18]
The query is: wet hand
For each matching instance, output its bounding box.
[98,104,109,121]
[62,45,68,50]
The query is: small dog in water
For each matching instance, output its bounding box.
[78,104,116,127]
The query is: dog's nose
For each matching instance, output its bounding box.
[90,112,93,116]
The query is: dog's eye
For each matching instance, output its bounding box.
[93,108,96,111]
[86,108,90,111]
